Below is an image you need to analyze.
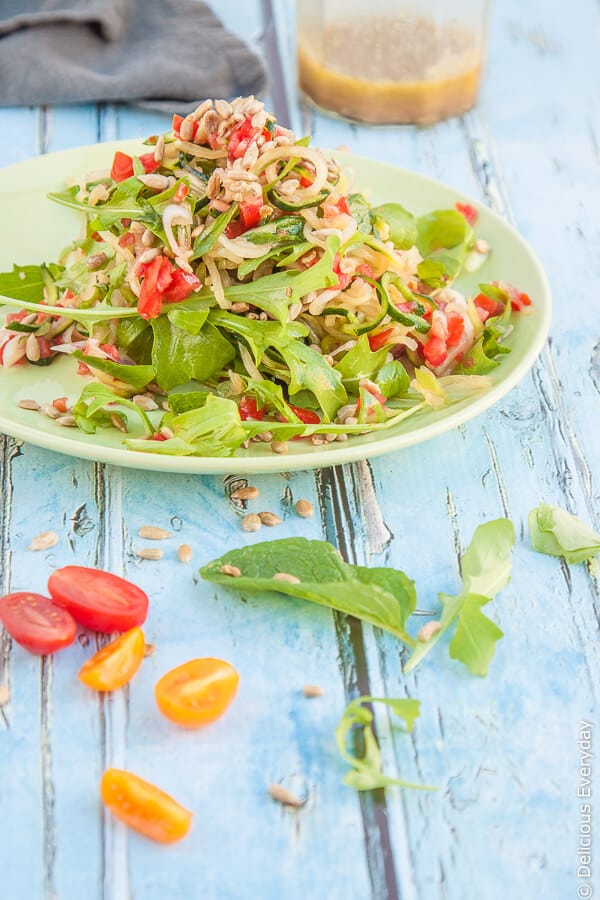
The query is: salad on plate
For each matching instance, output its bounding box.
[0,96,533,458]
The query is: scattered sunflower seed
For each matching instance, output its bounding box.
[220,564,242,577]
[25,333,40,362]
[259,511,282,527]
[230,486,259,501]
[295,499,314,518]
[144,643,156,657]
[17,399,40,411]
[272,572,300,584]
[132,394,159,411]
[28,530,58,551]
[270,440,288,455]
[242,513,262,533]
[56,415,77,427]
[41,404,61,420]
[110,413,128,434]
[136,547,163,561]
[138,525,172,540]
[417,620,442,642]
[0,684,10,707]
[86,252,108,271]
[268,784,305,808]
[303,685,325,698]
[177,543,193,564]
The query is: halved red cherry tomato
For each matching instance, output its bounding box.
[0,592,77,655]
[78,627,145,691]
[101,768,192,844]
[239,397,265,420]
[48,567,148,633]
[455,201,478,225]
[368,327,395,352]
[288,404,320,424]
[155,658,239,729]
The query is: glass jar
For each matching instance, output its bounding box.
[297,0,489,125]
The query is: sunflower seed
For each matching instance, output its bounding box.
[144,643,156,657]
[303,685,325,698]
[220,564,242,577]
[259,511,282,527]
[28,530,58,551]
[138,173,170,191]
[137,248,160,265]
[242,513,262,533]
[178,543,193,564]
[272,572,300,584]
[179,115,195,141]
[25,333,40,362]
[268,784,305,808]
[0,685,10,707]
[270,440,288,455]
[153,134,165,164]
[87,252,108,271]
[110,413,128,433]
[417,620,442,642]
[295,499,314,518]
[138,525,172,540]
[132,394,158,411]
[136,548,163,561]
[18,399,40,411]
[230,486,259,501]
[56,415,77,427]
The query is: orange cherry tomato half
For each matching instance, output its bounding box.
[100,768,192,844]
[78,627,145,692]
[155,658,239,729]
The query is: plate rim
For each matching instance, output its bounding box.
[0,140,552,474]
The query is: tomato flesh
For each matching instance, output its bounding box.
[455,201,478,225]
[238,397,265,421]
[155,658,239,729]
[79,627,145,691]
[111,151,134,183]
[368,327,394,352]
[423,335,448,367]
[288,404,320,425]
[0,592,77,655]
[48,566,148,633]
[101,768,192,844]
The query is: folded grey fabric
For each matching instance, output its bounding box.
[0,0,267,113]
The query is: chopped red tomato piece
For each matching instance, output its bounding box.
[496,282,533,311]
[455,201,478,225]
[139,152,160,175]
[238,397,265,421]
[224,219,246,239]
[356,263,376,279]
[173,183,189,203]
[423,335,448,367]
[162,270,201,304]
[228,116,256,161]
[111,151,134,183]
[37,338,52,359]
[323,196,351,217]
[118,232,136,248]
[53,397,68,413]
[368,327,395,352]
[332,253,352,290]
[77,361,91,376]
[299,169,315,188]
[445,311,465,348]
[473,293,502,323]
[239,200,262,231]
[172,114,184,134]
[138,257,198,319]
[289,405,320,424]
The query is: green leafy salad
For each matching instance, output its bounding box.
[0,96,533,457]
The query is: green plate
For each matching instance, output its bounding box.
[0,141,551,474]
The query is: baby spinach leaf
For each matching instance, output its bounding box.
[528,504,600,564]
[376,360,410,398]
[335,696,434,792]
[405,518,514,676]
[200,537,417,646]
[371,202,417,249]
[416,209,474,286]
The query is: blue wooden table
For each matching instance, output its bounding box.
[1,2,598,898]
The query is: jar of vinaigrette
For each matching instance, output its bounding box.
[297,0,489,125]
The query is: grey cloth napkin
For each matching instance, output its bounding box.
[0,0,267,112]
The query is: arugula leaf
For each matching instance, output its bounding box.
[376,360,410,399]
[129,394,247,457]
[209,311,308,362]
[404,519,514,676]
[191,204,239,258]
[48,181,159,227]
[237,241,312,280]
[347,193,372,234]
[335,696,434,791]
[200,537,417,646]
[528,504,600,564]
[71,351,155,390]
[334,334,389,391]
[201,235,341,324]
[150,316,235,391]
[371,203,417,249]
[0,263,64,304]
[71,382,154,436]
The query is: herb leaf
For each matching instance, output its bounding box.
[528,503,600,564]
[0,263,63,302]
[335,696,434,791]
[404,518,514,676]
[200,537,417,646]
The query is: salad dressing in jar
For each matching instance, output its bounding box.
[297,1,488,125]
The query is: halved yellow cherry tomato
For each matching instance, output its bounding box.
[154,657,239,728]
[101,768,192,844]
[78,627,145,691]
